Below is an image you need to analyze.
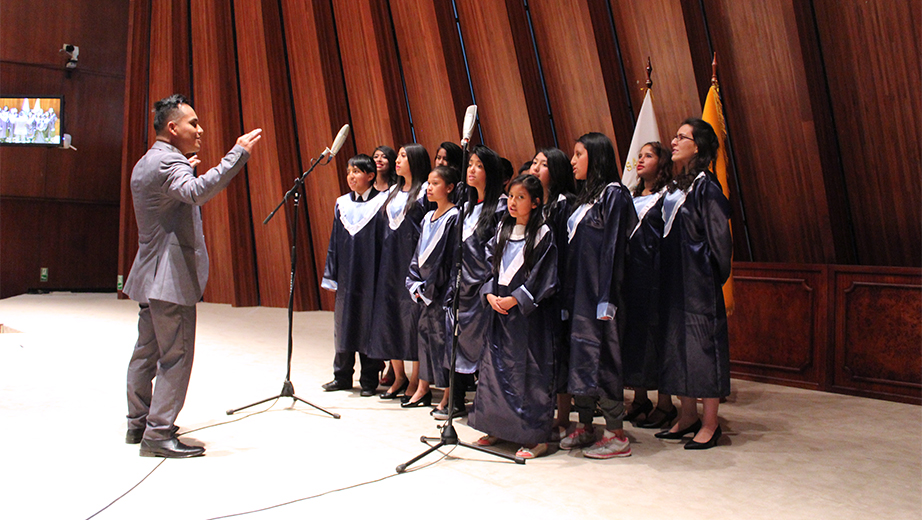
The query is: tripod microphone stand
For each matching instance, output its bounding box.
[227,148,342,419]
[397,106,524,472]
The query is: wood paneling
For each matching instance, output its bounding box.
[191,0,258,307]
[608,0,702,150]
[527,0,618,163]
[234,0,320,310]
[280,0,354,311]
[813,0,922,268]
[389,0,472,154]
[728,263,828,390]
[1,199,119,297]
[455,0,537,165]
[117,0,151,298]
[702,0,840,264]
[148,0,190,111]
[332,0,412,156]
[833,267,921,404]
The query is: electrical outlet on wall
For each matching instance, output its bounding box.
[40,267,49,282]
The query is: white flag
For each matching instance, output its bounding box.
[621,90,661,191]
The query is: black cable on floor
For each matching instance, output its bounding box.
[83,399,281,520]
[203,445,458,519]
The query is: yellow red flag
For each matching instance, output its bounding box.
[702,85,735,315]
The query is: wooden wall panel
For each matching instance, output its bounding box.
[191,0,258,307]
[702,0,841,264]
[608,0,701,149]
[0,200,43,298]
[234,0,319,310]
[147,0,190,113]
[832,267,921,404]
[280,0,353,312]
[389,0,472,154]
[117,0,151,298]
[455,1,537,165]
[332,0,412,156]
[528,0,619,164]
[728,263,828,390]
[813,0,922,268]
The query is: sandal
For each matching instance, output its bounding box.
[516,443,548,459]
[476,435,499,446]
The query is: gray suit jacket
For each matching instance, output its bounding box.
[123,140,250,306]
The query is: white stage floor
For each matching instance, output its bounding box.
[0,293,919,519]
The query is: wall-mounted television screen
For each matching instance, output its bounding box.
[0,96,63,146]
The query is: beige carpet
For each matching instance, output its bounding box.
[0,292,919,519]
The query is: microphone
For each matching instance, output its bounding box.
[320,124,350,162]
[460,105,477,149]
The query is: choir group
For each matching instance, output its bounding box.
[320,117,732,460]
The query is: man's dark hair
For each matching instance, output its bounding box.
[153,94,191,133]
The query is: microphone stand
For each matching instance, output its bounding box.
[227,153,340,419]
[396,138,524,473]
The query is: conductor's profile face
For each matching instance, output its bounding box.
[169,103,203,155]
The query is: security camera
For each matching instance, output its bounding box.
[61,44,79,69]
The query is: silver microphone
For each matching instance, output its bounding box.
[460,105,477,149]
[320,124,351,162]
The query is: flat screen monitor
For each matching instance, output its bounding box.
[0,96,64,146]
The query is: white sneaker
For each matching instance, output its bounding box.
[583,433,631,459]
[559,425,595,450]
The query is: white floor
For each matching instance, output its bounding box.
[0,292,919,520]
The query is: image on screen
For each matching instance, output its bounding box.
[0,97,63,145]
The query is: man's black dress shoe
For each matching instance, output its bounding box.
[685,425,722,450]
[139,437,205,458]
[126,425,180,445]
[637,406,678,429]
[322,379,353,392]
[400,390,432,408]
[360,388,377,397]
[654,419,702,439]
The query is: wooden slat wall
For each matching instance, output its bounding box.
[812,0,922,268]
[331,0,413,157]
[233,0,319,310]
[527,0,620,166]
[455,1,537,166]
[191,0,258,307]
[389,0,472,155]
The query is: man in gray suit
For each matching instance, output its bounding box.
[123,94,262,458]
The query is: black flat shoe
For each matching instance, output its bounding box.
[637,406,678,429]
[624,399,653,423]
[322,379,352,392]
[685,426,722,450]
[400,391,432,408]
[655,419,702,439]
[379,379,409,400]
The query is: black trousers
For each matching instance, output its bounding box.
[333,351,384,390]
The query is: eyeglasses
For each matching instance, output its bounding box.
[673,134,694,142]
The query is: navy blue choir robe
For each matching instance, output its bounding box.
[322,189,387,356]
[469,223,558,445]
[659,172,732,398]
[451,197,508,374]
[622,190,666,389]
[562,182,637,399]
[406,207,460,387]
[367,186,430,361]
[545,194,574,394]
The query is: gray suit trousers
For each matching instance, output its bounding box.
[126,299,196,441]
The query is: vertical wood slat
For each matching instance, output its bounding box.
[389,0,472,154]
[331,0,412,156]
[117,0,152,297]
[812,0,922,268]
[527,0,617,160]
[191,0,258,307]
[279,0,354,311]
[454,1,536,165]
[234,0,319,310]
[702,0,840,264]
